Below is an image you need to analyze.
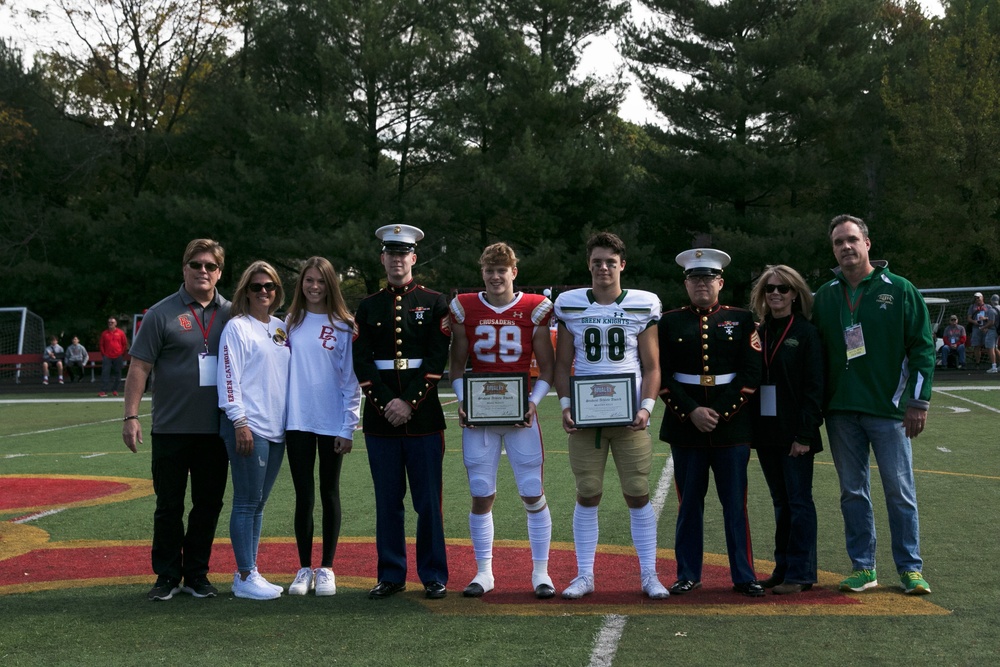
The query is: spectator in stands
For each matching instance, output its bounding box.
[99,316,129,396]
[42,335,64,385]
[967,292,997,372]
[64,336,89,382]
[940,315,967,370]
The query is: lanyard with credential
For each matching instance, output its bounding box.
[188,304,217,353]
[763,315,794,383]
[841,283,866,326]
[839,282,868,368]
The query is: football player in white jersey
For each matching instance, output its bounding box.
[450,243,557,599]
[553,232,669,600]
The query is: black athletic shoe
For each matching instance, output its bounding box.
[181,577,219,598]
[147,577,181,601]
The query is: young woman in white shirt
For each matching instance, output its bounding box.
[283,257,361,596]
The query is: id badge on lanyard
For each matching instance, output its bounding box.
[760,385,777,416]
[189,304,218,386]
[844,323,866,360]
[199,353,218,386]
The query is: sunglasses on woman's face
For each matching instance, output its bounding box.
[248,282,277,293]
[765,284,791,294]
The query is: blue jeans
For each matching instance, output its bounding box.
[825,413,922,574]
[101,355,125,393]
[221,419,285,573]
[940,344,965,367]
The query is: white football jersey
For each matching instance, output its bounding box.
[554,288,661,394]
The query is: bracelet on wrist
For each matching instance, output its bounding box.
[123,415,139,422]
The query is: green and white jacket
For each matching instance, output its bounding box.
[812,262,934,420]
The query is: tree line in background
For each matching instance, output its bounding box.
[2,0,999,343]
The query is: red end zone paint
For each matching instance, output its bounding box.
[1,478,130,511]
[0,476,948,616]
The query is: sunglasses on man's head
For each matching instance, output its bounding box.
[765,284,791,294]
[187,261,220,272]
[249,282,277,293]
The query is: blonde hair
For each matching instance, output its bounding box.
[479,242,518,268]
[230,261,285,318]
[749,265,814,321]
[285,257,353,331]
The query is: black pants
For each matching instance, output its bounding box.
[65,360,85,382]
[285,430,345,569]
[150,432,229,582]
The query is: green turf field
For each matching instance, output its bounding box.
[1,383,998,666]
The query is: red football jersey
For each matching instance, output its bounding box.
[450,292,553,374]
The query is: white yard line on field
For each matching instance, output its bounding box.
[587,453,675,667]
[0,414,149,439]
[13,508,66,523]
[934,388,1000,415]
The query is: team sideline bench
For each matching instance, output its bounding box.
[0,352,129,384]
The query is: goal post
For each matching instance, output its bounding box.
[0,307,47,383]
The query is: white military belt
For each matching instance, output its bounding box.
[673,372,736,387]
[375,358,423,370]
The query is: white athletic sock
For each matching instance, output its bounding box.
[629,503,659,575]
[572,503,599,577]
[526,505,552,564]
[469,511,494,562]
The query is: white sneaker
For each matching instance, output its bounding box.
[251,568,283,594]
[314,568,336,596]
[288,567,313,596]
[561,574,595,599]
[642,572,670,599]
[233,572,280,600]
[988,367,998,373]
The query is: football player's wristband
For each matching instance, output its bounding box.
[640,398,656,414]
[451,379,464,402]
[529,380,550,406]
[559,397,571,411]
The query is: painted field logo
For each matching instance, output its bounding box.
[0,475,948,617]
[481,382,509,396]
[590,383,617,398]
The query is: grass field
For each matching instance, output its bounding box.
[1,381,998,667]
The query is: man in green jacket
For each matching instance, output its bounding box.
[812,214,933,596]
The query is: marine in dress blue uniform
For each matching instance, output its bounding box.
[657,249,765,597]
[352,224,451,599]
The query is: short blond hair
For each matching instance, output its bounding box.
[479,242,518,268]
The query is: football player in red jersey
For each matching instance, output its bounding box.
[449,243,556,599]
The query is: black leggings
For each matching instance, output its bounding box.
[285,430,344,568]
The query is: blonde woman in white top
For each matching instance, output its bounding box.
[218,260,290,600]
[284,257,361,596]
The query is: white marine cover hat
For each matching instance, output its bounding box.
[675,248,732,276]
[376,224,424,253]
